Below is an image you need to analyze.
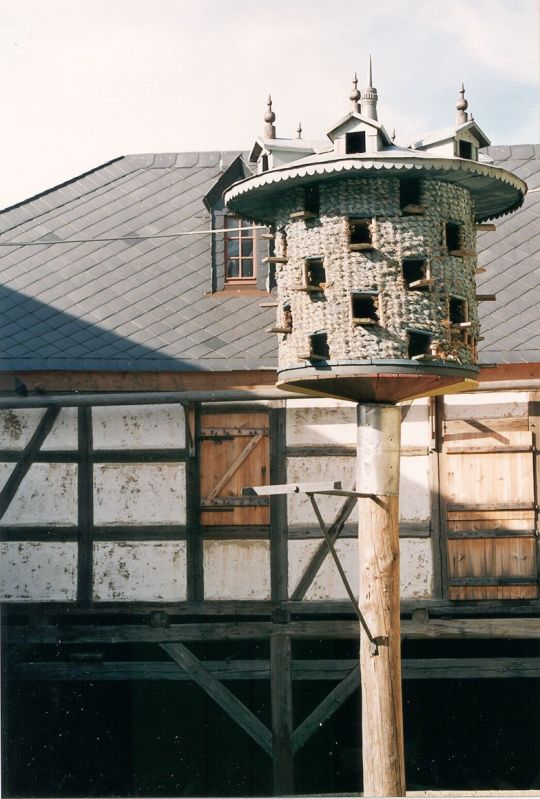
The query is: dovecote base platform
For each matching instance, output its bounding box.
[277,359,479,403]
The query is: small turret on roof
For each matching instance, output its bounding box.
[350,73,361,113]
[264,95,276,139]
[360,56,378,120]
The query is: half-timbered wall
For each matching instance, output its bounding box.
[1,389,538,605]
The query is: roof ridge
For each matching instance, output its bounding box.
[0,156,127,215]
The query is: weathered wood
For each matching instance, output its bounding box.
[529,391,540,587]
[0,528,78,541]
[161,642,272,755]
[206,433,264,500]
[0,406,60,520]
[286,445,429,457]
[92,449,188,463]
[186,403,203,601]
[357,403,405,797]
[7,617,540,645]
[269,406,288,610]
[92,525,187,540]
[429,396,445,598]
[292,665,360,754]
[448,502,535,512]
[270,634,294,794]
[77,406,94,605]
[13,657,540,683]
[247,481,342,496]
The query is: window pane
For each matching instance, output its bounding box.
[227,259,240,277]
[227,239,239,257]
[241,259,254,278]
[241,239,253,257]
[241,224,253,237]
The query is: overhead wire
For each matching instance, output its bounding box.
[0,225,267,246]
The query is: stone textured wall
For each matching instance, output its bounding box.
[273,175,478,367]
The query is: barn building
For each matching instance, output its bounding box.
[1,74,539,796]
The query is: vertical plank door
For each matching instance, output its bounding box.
[442,418,537,600]
[199,411,270,526]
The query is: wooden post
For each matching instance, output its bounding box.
[357,403,406,797]
[270,632,294,796]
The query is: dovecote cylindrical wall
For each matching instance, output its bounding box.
[272,175,479,369]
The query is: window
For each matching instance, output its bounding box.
[261,154,269,172]
[399,179,424,214]
[283,304,293,331]
[304,185,320,216]
[458,140,473,159]
[309,332,330,360]
[346,131,366,154]
[445,221,462,253]
[449,296,468,325]
[351,292,380,325]
[349,218,373,250]
[407,329,432,359]
[225,216,256,282]
[402,258,431,290]
[304,257,326,288]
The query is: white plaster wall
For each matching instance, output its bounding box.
[400,399,431,447]
[289,539,358,600]
[0,408,78,450]
[444,391,529,420]
[0,462,77,525]
[286,403,356,446]
[92,404,186,450]
[203,540,271,600]
[400,539,433,599]
[287,456,357,526]
[93,542,187,601]
[288,538,433,600]
[400,455,430,523]
[0,542,77,600]
[93,463,186,525]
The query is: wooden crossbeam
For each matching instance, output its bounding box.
[244,481,342,496]
[161,642,272,755]
[206,432,263,501]
[0,406,60,521]
[292,665,360,753]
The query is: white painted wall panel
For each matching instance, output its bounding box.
[203,540,271,600]
[400,539,433,599]
[399,399,431,447]
[93,542,187,601]
[400,455,431,522]
[287,456,357,526]
[94,463,186,525]
[0,463,77,525]
[444,391,529,420]
[289,539,358,600]
[0,542,77,600]
[0,409,44,450]
[286,406,356,446]
[289,538,433,601]
[42,408,78,450]
[92,404,186,450]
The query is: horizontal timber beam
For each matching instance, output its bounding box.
[6,617,540,644]
[12,658,540,682]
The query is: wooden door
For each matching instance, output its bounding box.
[199,411,270,526]
[443,420,537,600]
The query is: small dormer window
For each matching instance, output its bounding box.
[407,329,432,359]
[224,215,256,283]
[402,258,432,290]
[346,131,366,154]
[309,332,330,360]
[458,140,473,159]
[305,185,320,216]
[449,296,468,325]
[261,154,269,172]
[304,257,326,288]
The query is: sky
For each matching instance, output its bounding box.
[1,0,538,209]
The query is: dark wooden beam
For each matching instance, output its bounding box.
[270,633,294,795]
[161,642,272,755]
[186,404,203,601]
[269,405,288,617]
[292,665,360,754]
[77,406,93,605]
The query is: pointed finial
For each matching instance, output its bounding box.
[391,129,396,142]
[349,72,361,112]
[264,95,276,139]
[297,122,303,139]
[456,83,469,124]
[360,56,378,120]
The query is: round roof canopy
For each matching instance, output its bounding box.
[224,151,527,224]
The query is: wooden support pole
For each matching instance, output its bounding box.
[270,633,294,796]
[357,404,405,797]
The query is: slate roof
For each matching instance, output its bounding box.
[476,145,540,364]
[0,145,537,373]
[0,151,277,372]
